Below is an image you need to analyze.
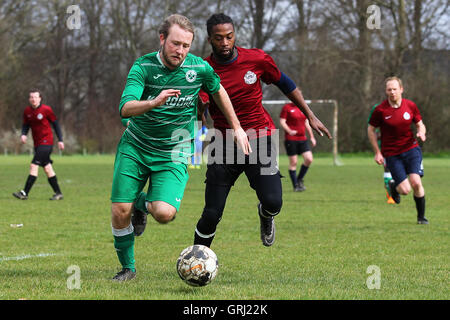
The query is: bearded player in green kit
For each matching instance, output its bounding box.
[110,14,250,281]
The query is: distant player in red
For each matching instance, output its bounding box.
[193,13,331,248]
[368,77,428,224]
[280,103,316,191]
[13,89,64,200]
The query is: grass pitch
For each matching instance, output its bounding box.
[0,154,448,300]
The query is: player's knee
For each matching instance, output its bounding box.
[304,157,313,166]
[261,194,282,217]
[290,159,298,168]
[303,152,313,166]
[111,203,132,226]
[30,164,39,176]
[410,179,423,193]
[151,206,176,224]
[397,183,411,195]
[44,165,55,176]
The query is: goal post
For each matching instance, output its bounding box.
[262,99,341,166]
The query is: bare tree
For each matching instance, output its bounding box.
[0,0,448,154]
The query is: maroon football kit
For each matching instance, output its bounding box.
[280,103,308,141]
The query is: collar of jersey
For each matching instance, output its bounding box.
[156,51,186,70]
[212,49,239,65]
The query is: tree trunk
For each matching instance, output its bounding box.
[413,0,422,71]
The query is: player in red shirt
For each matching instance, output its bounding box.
[13,89,64,200]
[368,77,428,224]
[280,103,316,191]
[193,13,331,248]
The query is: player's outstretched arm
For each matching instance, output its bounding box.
[121,89,181,117]
[285,88,332,139]
[212,85,251,155]
[305,120,317,147]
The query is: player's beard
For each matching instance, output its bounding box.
[212,44,236,62]
[160,42,184,69]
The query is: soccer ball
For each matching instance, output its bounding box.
[176,245,219,287]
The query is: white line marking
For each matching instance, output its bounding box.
[0,253,57,262]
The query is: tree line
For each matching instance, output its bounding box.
[0,0,448,154]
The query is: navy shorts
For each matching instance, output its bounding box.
[284,140,311,156]
[32,145,53,167]
[385,146,424,186]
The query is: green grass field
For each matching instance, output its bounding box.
[0,154,448,300]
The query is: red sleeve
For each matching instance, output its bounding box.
[259,51,281,85]
[411,102,422,123]
[280,105,289,119]
[46,106,57,122]
[198,90,210,104]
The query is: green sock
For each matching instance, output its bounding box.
[384,177,392,195]
[134,192,148,213]
[113,231,136,272]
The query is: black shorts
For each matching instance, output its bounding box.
[206,135,281,188]
[32,145,53,167]
[284,140,311,156]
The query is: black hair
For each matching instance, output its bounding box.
[206,13,234,36]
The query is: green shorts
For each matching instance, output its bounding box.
[110,140,189,211]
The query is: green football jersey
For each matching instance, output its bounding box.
[119,52,221,163]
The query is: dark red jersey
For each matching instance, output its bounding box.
[200,46,281,139]
[280,103,308,141]
[368,99,422,157]
[23,104,57,147]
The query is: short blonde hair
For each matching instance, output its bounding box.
[158,14,195,40]
[385,76,403,88]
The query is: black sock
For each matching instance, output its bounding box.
[414,196,426,219]
[24,175,37,195]
[194,231,215,248]
[48,176,61,194]
[289,170,297,188]
[297,164,309,181]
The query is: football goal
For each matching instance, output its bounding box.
[262,99,341,166]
